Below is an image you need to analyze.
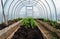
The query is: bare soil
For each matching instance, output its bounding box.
[12,26,44,39]
[0,20,17,30]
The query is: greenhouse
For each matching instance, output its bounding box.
[0,0,60,39]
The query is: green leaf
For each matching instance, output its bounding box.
[21,17,37,29]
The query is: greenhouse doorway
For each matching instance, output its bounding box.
[26,6,33,17]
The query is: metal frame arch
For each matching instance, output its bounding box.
[30,0,49,19]
[43,0,57,21]
[8,0,19,19]
[3,0,14,20]
[51,0,57,21]
[14,0,47,19]
[10,0,27,19]
[8,0,14,19]
[4,0,8,7]
[17,4,44,18]
[18,1,46,18]
[33,5,45,18]
[7,0,48,19]
[14,5,24,19]
[36,0,52,20]
[7,0,24,19]
[12,3,26,19]
[33,0,49,19]
[11,5,24,19]
[3,0,57,21]
[12,0,47,18]
[44,0,52,20]
[5,0,53,19]
[8,0,48,19]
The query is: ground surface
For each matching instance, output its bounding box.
[12,26,44,39]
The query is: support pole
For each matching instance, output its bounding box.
[1,0,8,25]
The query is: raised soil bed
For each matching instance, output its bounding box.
[12,26,44,39]
[38,19,60,29]
[45,21,60,29]
[0,21,21,39]
[0,23,7,30]
[0,20,19,30]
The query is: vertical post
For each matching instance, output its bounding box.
[1,0,8,25]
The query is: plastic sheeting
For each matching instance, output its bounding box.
[0,0,60,23]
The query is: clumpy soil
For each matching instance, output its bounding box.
[0,20,17,30]
[46,22,60,29]
[12,26,44,39]
[0,23,7,30]
[55,23,60,29]
[8,20,16,25]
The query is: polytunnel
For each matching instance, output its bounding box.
[0,0,60,39]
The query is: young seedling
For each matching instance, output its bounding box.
[51,21,57,28]
[21,17,37,29]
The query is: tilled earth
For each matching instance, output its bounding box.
[0,20,16,30]
[12,26,44,39]
[0,23,7,30]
